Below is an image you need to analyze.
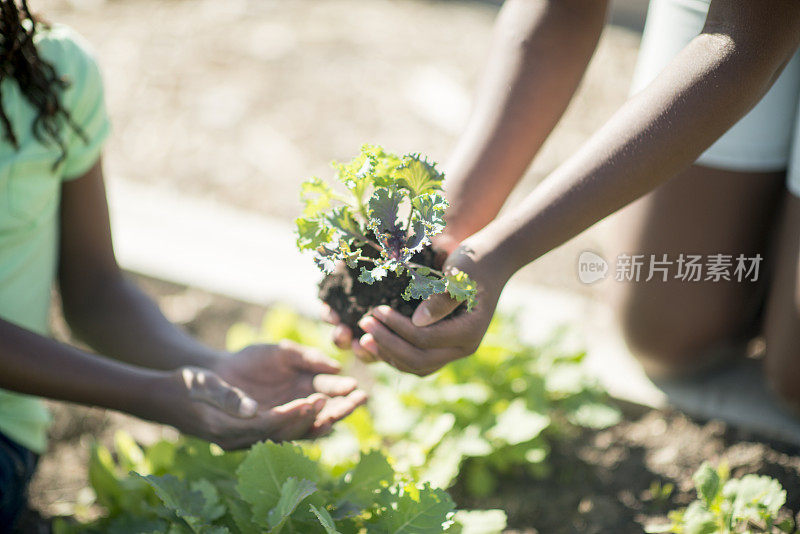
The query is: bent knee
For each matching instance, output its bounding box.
[615,304,745,380]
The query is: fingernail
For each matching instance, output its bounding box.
[372,306,391,320]
[412,306,433,327]
[358,316,377,333]
[239,397,258,417]
[360,333,378,355]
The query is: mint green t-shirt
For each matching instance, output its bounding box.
[0,24,110,453]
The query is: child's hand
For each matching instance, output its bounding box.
[154,342,367,450]
[160,366,323,449]
[323,305,376,363]
[322,233,462,364]
[354,238,506,375]
[212,341,367,437]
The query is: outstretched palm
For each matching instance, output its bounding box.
[213,340,366,436]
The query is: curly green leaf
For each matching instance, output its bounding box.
[445,270,477,312]
[359,266,388,285]
[403,270,447,301]
[300,177,338,217]
[394,154,444,198]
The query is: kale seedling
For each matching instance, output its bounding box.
[646,462,796,533]
[296,145,477,328]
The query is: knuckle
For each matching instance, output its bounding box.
[412,329,432,348]
[204,419,223,439]
[223,388,240,411]
[463,338,481,355]
[408,357,430,376]
[278,339,299,351]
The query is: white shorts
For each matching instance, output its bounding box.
[631,0,800,195]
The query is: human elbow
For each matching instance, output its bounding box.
[700,13,800,92]
[692,30,795,115]
[60,269,123,330]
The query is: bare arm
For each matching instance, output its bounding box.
[56,160,367,438]
[0,316,165,416]
[442,0,609,247]
[58,160,222,370]
[0,313,345,448]
[355,0,800,375]
[474,0,800,279]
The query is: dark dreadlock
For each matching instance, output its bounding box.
[0,0,84,168]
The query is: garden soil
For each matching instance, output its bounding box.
[14,277,800,534]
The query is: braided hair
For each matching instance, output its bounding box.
[0,0,84,167]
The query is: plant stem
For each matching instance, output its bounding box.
[406,261,444,278]
[358,200,369,222]
[353,231,382,253]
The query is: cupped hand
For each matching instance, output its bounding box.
[322,234,459,363]
[158,366,326,450]
[210,341,366,441]
[359,240,505,375]
[322,305,377,363]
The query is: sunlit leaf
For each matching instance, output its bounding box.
[403,269,446,301]
[486,399,550,446]
[394,154,444,197]
[445,270,477,311]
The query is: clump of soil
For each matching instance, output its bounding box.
[319,246,441,337]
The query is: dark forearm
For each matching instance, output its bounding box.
[0,317,165,418]
[62,272,223,371]
[57,162,222,372]
[444,0,608,242]
[478,14,800,279]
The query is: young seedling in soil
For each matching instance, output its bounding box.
[646,462,796,534]
[296,145,477,335]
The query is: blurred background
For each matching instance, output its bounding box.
[38,0,647,294]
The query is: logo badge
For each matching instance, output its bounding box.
[577,251,608,284]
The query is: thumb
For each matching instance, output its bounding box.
[411,292,460,327]
[183,368,259,418]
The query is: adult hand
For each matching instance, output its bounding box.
[355,234,510,376]
[212,341,367,438]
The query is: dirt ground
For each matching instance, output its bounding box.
[14,278,800,533]
[456,408,800,533]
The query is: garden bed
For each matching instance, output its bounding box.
[15,276,800,533]
[454,406,800,533]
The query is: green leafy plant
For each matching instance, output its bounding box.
[55,431,506,534]
[646,463,797,534]
[295,145,477,310]
[346,317,621,497]
[227,307,621,498]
